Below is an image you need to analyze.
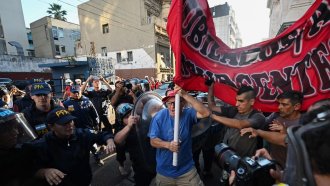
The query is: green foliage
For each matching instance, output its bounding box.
[47,3,67,21]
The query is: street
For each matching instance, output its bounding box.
[91,152,222,186]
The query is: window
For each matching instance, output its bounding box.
[71,31,80,41]
[0,39,7,55]
[58,27,64,38]
[0,17,4,38]
[61,46,66,53]
[27,50,35,57]
[116,52,122,63]
[101,47,107,56]
[102,24,109,34]
[127,51,133,61]
[55,45,60,55]
[147,12,152,24]
[52,26,58,40]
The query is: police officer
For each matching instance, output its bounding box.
[13,79,43,112]
[33,107,116,186]
[114,103,156,185]
[0,108,39,186]
[63,85,108,165]
[22,82,61,138]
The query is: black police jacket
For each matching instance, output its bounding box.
[32,128,113,186]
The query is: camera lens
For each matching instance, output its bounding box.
[215,143,241,173]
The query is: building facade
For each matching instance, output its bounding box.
[30,17,80,58]
[77,0,173,81]
[267,0,315,37]
[0,0,29,56]
[211,2,242,48]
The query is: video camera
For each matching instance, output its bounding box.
[215,143,276,186]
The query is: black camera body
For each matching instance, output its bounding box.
[121,80,132,92]
[215,143,276,186]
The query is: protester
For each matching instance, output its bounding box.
[33,107,116,186]
[240,91,303,168]
[114,103,156,185]
[207,82,265,157]
[228,99,330,186]
[0,86,11,109]
[75,78,82,86]
[62,79,73,100]
[148,86,210,186]
[22,82,61,138]
[81,75,113,132]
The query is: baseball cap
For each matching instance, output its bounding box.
[28,78,43,85]
[162,90,176,103]
[30,82,51,96]
[46,107,76,125]
[70,85,81,93]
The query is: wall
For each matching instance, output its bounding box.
[0,54,58,72]
[0,0,30,55]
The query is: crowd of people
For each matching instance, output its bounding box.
[0,75,329,186]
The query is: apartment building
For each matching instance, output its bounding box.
[30,17,80,58]
[267,0,315,37]
[0,0,29,56]
[211,2,242,48]
[77,0,173,81]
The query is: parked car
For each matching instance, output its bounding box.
[0,78,13,86]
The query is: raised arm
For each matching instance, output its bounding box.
[176,86,210,118]
[81,75,93,92]
[207,82,222,113]
[99,75,112,92]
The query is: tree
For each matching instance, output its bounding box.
[47,3,67,21]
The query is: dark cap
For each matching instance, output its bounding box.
[70,85,81,93]
[29,78,43,85]
[162,90,176,103]
[30,82,51,96]
[46,107,76,125]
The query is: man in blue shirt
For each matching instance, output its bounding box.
[148,86,210,186]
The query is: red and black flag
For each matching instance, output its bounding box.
[167,0,330,112]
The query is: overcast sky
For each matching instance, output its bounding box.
[22,0,270,46]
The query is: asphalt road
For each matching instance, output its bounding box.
[91,152,222,186]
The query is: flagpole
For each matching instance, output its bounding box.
[172,93,180,166]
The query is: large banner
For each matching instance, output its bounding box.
[167,0,330,112]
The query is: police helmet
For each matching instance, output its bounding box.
[0,108,37,149]
[116,103,134,123]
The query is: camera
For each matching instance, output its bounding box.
[215,143,276,186]
[121,80,132,93]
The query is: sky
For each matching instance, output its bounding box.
[21,0,270,47]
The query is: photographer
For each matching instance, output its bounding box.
[109,80,137,175]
